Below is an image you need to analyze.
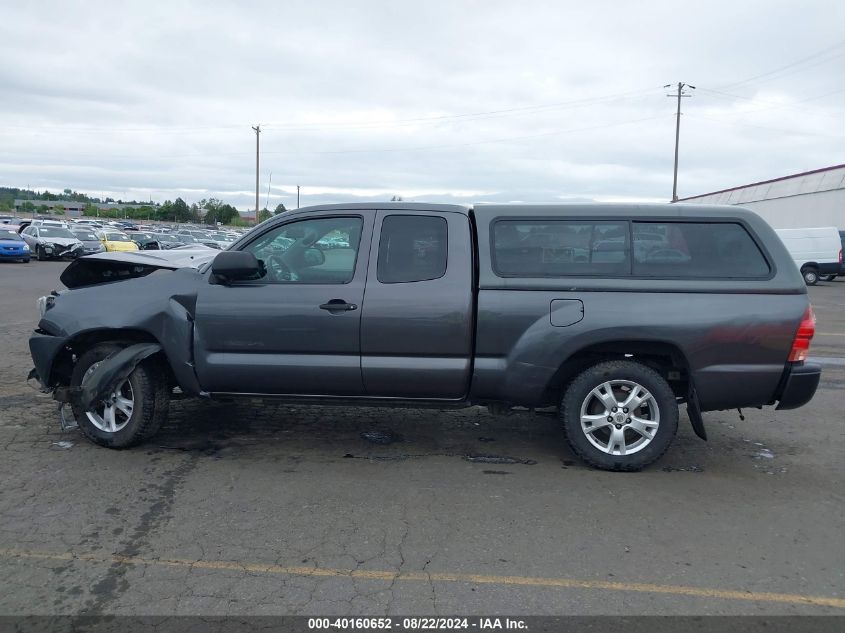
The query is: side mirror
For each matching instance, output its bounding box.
[211,250,261,283]
[303,247,325,266]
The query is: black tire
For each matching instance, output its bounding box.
[561,360,679,471]
[801,267,819,285]
[21,258,30,263]
[36,245,45,261]
[70,343,169,448]
[821,274,837,282]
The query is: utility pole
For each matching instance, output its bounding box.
[665,82,695,202]
[297,185,300,209]
[252,124,261,223]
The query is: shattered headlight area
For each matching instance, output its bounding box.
[36,295,55,317]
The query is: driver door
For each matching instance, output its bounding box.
[193,213,372,396]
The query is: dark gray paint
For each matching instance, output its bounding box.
[360,210,474,399]
[29,202,815,421]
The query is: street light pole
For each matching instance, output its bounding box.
[252,124,261,223]
[297,185,300,209]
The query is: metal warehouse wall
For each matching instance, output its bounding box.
[682,165,845,230]
[737,188,845,229]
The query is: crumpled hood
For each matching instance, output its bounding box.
[40,237,81,247]
[60,247,218,288]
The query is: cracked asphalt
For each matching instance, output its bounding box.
[0,261,843,616]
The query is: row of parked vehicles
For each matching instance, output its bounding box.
[0,217,246,263]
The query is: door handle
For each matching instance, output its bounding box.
[319,300,358,312]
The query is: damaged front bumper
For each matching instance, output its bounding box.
[29,331,69,391]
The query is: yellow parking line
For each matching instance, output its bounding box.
[1,547,843,609]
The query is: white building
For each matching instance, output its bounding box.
[679,164,845,230]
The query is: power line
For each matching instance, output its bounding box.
[696,85,845,119]
[685,113,845,139]
[718,39,845,90]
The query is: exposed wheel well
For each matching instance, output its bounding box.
[545,341,691,404]
[50,329,174,388]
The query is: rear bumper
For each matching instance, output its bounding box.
[776,362,821,410]
[818,262,840,275]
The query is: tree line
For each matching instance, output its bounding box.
[2,186,288,226]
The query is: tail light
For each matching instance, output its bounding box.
[788,306,816,363]
[839,248,842,264]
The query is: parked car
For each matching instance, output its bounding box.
[29,203,820,471]
[151,233,188,249]
[31,219,70,229]
[20,225,84,260]
[96,230,140,253]
[177,230,222,250]
[0,228,31,262]
[775,227,842,285]
[125,231,163,250]
[69,228,107,255]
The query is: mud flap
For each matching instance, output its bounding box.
[76,343,162,411]
[686,385,707,441]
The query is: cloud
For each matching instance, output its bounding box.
[1,0,843,209]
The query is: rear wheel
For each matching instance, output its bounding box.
[821,274,837,282]
[70,343,169,448]
[561,360,678,471]
[801,267,819,285]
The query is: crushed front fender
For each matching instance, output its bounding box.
[74,343,163,410]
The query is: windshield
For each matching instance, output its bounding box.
[129,232,154,240]
[40,227,76,238]
[72,231,98,241]
[106,233,131,242]
[0,230,21,240]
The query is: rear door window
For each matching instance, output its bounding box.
[492,220,629,276]
[632,222,770,278]
[377,215,448,283]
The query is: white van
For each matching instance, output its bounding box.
[775,227,842,285]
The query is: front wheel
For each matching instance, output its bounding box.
[70,343,170,448]
[36,245,46,261]
[561,360,679,471]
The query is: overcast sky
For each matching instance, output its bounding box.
[2,0,844,210]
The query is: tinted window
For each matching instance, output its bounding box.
[377,215,448,284]
[492,220,629,277]
[245,216,362,284]
[632,222,770,278]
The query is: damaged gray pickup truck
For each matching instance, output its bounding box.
[29,203,821,471]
